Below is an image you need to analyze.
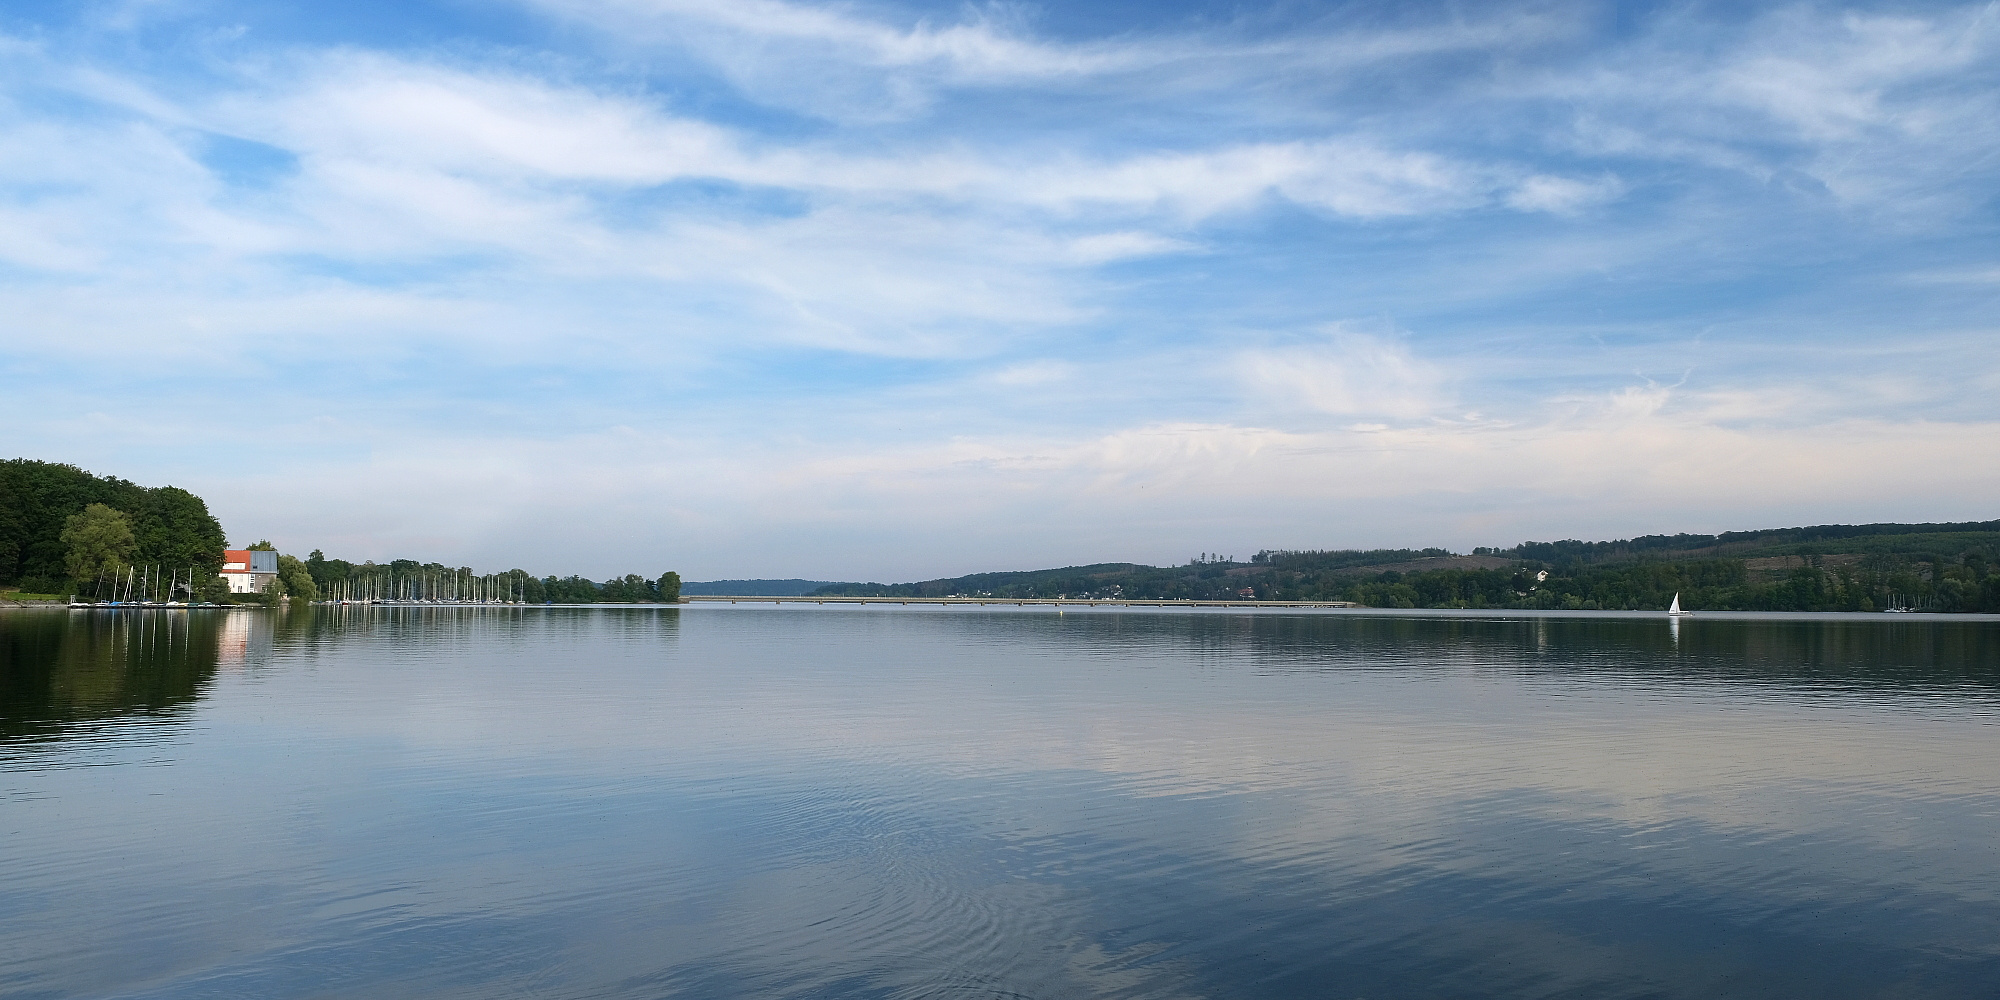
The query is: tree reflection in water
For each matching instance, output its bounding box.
[0,609,228,739]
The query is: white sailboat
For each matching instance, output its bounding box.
[1667,592,1690,617]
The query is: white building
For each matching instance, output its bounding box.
[219,549,279,593]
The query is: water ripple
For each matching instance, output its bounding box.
[3,607,1998,998]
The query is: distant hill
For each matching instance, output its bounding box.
[1494,519,2000,565]
[809,522,2000,613]
[681,579,849,596]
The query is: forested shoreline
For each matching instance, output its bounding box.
[0,459,228,598]
[813,522,2000,613]
[301,552,681,604]
[1,459,680,603]
[9,458,1996,612]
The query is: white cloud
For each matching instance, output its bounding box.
[988,361,1075,387]
[1504,174,1624,214]
[1061,231,1196,264]
[4,3,1999,579]
[1536,3,2000,211]
[529,0,1583,124]
[518,0,1158,121]
[1714,11,1995,142]
[235,57,1538,222]
[0,42,1636,364]
[1238,329,1448,420]
[261,59,743,183]
[172,385,2000,579]
[547,0,1152,80]
[1904,265,2000,285]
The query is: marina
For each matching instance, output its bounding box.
[66,602,255,610]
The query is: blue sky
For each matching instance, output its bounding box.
[3,0,1997,580]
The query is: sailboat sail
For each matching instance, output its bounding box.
[1668,592,1689,616]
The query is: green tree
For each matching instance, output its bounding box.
[541,575,603,603]
[657,571,682,603]
[192,572,234,604]
[60,504,136,587]
[131,486,226,573]
[1,460,223,585]
[275,554,319,602]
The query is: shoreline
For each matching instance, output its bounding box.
[8,602,1997,622]
[662,603,2000,621]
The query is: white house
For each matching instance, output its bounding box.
[219,549,279,593]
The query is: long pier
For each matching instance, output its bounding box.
[682,596,1361,608]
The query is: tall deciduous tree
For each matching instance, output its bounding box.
[1,460,225,586]
[61,504,136,583]
[275,554,319,601]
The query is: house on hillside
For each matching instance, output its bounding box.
[220,549,279,593]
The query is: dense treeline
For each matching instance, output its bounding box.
[1495,521,2000,565]
[680,579,841,596]
[0,460,226,596]
[815,549,1460,601]
[303,551,681,604]
[1276,555,1999,612]
[0,457,684,604]
[812,524,2000,612]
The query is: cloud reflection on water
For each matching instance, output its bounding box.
[4,606,1998,998]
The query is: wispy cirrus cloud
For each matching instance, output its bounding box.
[525,0,1582,121]
[1238,328,1449,421]
[554,0,1156,78]
[0,41,1623,361]
[1537,3,2000,210]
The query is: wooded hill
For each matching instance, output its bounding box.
[811,521,2000,612]
[680,579,841,596]
[0,459,226,595]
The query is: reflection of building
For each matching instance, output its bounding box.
[220,549,279,593]
[218,610,252,667]
[214,610,271,671]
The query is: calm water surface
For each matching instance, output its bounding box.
[3,606,1999,999]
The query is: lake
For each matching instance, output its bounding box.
[3,605,1999,998]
